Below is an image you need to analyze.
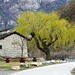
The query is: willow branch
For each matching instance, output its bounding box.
[47,35,58,47]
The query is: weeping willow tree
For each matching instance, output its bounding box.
[14,11,75,60]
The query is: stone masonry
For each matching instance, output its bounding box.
[0,34,28,57]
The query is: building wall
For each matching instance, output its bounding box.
[0,34,28,57]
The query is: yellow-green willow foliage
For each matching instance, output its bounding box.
[14,11,75,50]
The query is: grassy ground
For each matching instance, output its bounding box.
[0,61,61,71]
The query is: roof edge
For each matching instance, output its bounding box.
[0,31,31,41]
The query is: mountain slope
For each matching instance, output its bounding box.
[0,0,71,30]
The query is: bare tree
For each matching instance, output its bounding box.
[12,37,26,57]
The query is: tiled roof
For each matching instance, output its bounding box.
[0,31,30,41]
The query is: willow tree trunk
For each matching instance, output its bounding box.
[31,33,56,60]
[46,52,50,60]
[45,49,50,60]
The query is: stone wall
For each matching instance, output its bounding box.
[0,34,28,57]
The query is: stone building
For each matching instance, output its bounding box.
[0,29,30,57]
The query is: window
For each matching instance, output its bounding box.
[0,45,2,49]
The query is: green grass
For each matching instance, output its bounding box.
[0,61,20,70]
[0,61,61,71]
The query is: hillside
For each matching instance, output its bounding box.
[0,0,71,30]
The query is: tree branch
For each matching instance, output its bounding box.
[38,36,46,47]
[47,35,58,47]
[34,36,47,53]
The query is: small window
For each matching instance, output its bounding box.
[0,45,2,49]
